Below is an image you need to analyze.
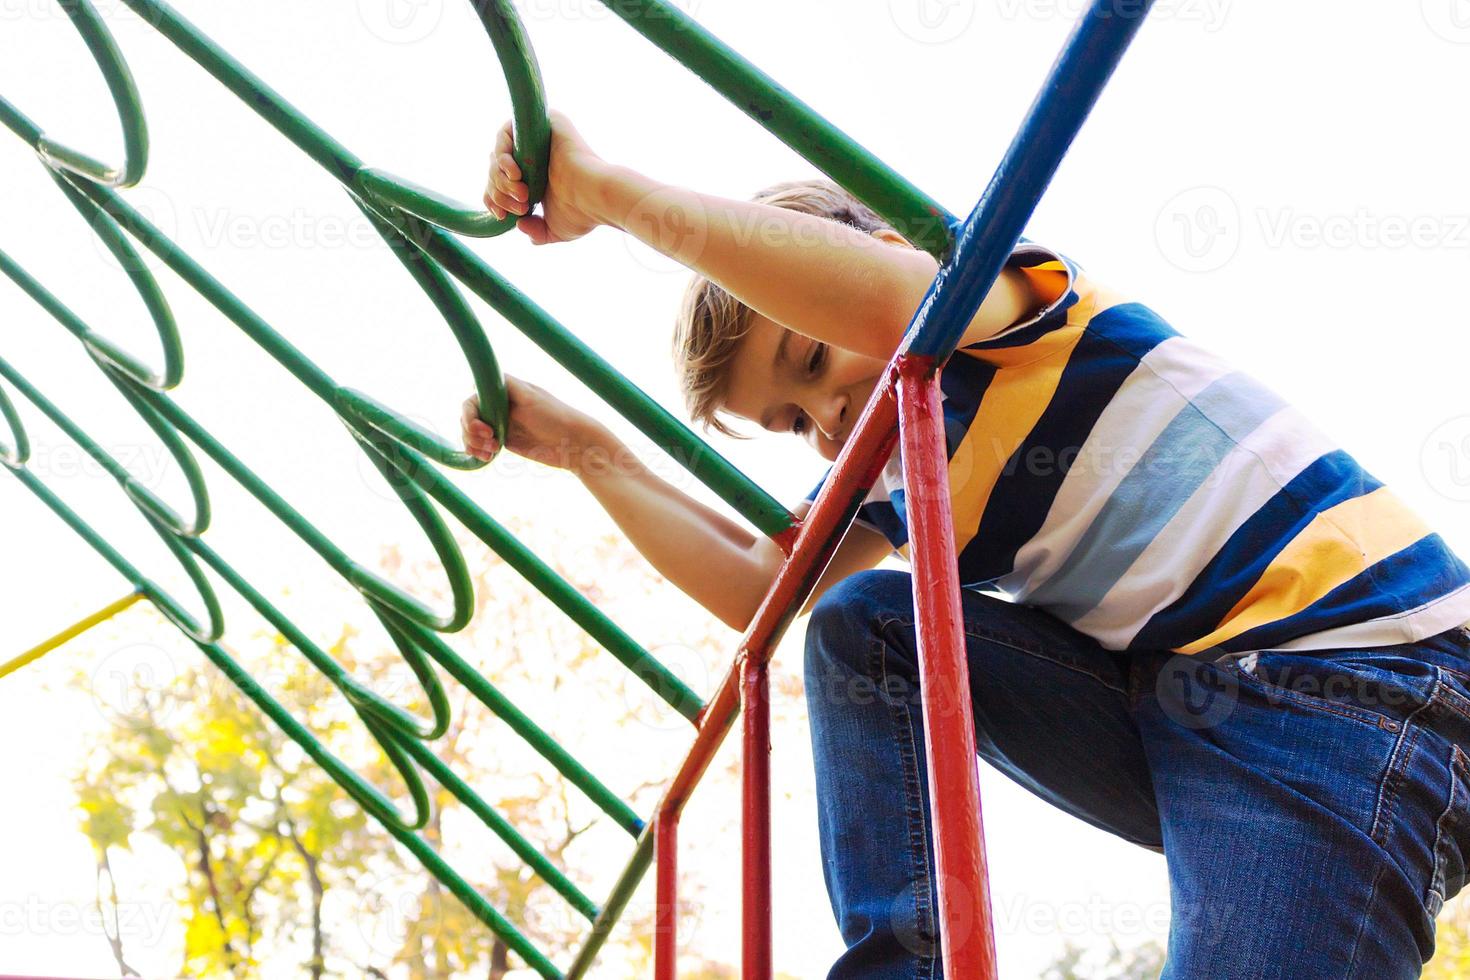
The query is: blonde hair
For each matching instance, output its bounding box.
[671,179,894,438]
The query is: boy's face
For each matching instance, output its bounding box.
[720,312,889,462]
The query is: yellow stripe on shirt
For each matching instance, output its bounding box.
[945,287,1102,555]
[1174,486,1434,655]
[893,271,1127,564]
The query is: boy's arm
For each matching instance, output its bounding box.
[463,380,780,631]
[484,113,1041,361]
[587,167,1039,360]
[795,507,897,619]
[575,425,891,631]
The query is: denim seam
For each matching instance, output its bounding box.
[1370,683,1436,849]
[1425,743,1467,914]
[1343,859,1389,979]
[1431,670,1470,724]
[871,633,938,976]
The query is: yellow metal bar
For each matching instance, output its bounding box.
[0,591,145,680]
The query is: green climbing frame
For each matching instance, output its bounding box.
[1,0,958,974]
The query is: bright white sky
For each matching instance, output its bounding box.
[2,0,1469,977]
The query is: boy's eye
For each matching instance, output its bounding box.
[807,343,827,376]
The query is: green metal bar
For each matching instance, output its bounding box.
[0,0,150,188]
[590,0,958,260]
[356,423,706,724]
[380,815,563,978]
[0,381,596,947]
[3,258,680,822]
[565,827,655,979]
[0,356,224,644]
[353,0,552,236]
[110,0,543,238]
[188,621,563,978]
[0,248,206,535]
[370,206,797,539]
[390,609,647,838]
[0,371,28,466]
[98,0,796,541]
[0,136,182,389]
[399,738,601,923]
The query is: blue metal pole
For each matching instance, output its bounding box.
[902,0,1155,363]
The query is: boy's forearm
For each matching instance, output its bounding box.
[587,164,945,357]
[572,424,774,631]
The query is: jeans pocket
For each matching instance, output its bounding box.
[1222,651,1417,733]
[1427,743,1470,919]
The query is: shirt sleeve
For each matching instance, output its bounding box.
[959,240,1083,352]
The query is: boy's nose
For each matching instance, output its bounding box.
[816,401,848,442]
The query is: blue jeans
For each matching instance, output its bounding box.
[804,569,1470,979]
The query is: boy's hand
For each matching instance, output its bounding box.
[485,109,609,246]
[461,375,605,472]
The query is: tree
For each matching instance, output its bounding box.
[1425,893,1470,979]
[1042,937,1165,980]
[71,524,731,977]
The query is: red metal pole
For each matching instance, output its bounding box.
[741,651,773,979]
[570,372,907,978]
[654,808,679,980]
[895,356,998,979]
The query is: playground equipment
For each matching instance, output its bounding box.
[0,0,1153,976]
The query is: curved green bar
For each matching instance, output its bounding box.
[398,737,601,923]
[361,427,705,728]
[55,183,483,634]
[340,191,510,454]
[0,250,208,536]
[378,213,797,538]
[355,0,552,235]
[0,0,151,188]
[0,373,30,468]
[48,170,183,390]
[120,0,545,240]
[100,0,796,540]
[0,144,184,391]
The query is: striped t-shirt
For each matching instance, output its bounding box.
[806,243,1470,658]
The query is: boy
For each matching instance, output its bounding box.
[463,111,1470,978]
